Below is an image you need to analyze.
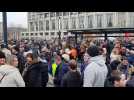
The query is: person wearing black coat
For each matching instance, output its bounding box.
[61,60,82,87]
[22,53,48,87]
[11,46,25,74]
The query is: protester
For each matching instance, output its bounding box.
[61,59,82,87]
[104,60,121,87]
[117,56,133,80]
[83,46,108,87]
[11,46,25,74]
[22,53,48,87]
[112,71,126,87]
[0,52,25,87]
[110,47,121,62]
[53,54,69,87]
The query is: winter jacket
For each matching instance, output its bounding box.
[61,71,82,87]
[0,65,25,87]
[23,62,48,87]
[16,53,25,74]
[54,63,69,87]
[83,55,108,87]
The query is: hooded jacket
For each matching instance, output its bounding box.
[0,65,25,87]
[83,55,108,87]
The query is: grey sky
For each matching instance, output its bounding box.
[0,12,27,28]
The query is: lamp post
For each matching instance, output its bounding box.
[2,12,8,48]
[58,16,61,50]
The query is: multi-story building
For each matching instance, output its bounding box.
[0,22,27,41]
[7,27,27,41]
[21,12,134,40]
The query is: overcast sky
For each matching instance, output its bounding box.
[0,12,27,28]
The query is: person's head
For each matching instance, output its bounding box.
[12,55,18,67]
[11,46,19,54]
[26,53,39,64]
[121,47,126,55]
[111,72,126,87]
[62,54,70,63]
[19,46,24,53]
[87,45,99,57]
[69,59,77,71]
[1,44,5,49]
[121,56,129,66]
[0,51,6,65]
[110,60,121,71]
[83,52,90,64]
[6,54,18,67]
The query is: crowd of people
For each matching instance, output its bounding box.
[0,36,133,87]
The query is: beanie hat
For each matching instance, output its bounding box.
[62,54,70,62]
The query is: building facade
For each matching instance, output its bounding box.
[21,12,134,40]
[8,27,27,41]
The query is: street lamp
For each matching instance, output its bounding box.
[2,12,8,48]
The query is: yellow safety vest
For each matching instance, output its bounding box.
[52,63,57,76]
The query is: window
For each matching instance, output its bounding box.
[51,19,55,30]
[70,12,77,15]
[35,22,38,31]
[39,21,43,31]
[45,33,49,35]
[63,12,69,16]
[35,33,38,36]
[79,16,84,29]
[26,33,29,36]
[38,14,43,19]
[30,22,34,31]
[40,33,43,36]
[22,33,24,36]
[59,12,62,16]
[56,12,62,16]
[71,17,76,29]
[56,12,60,16]
[106,14,113,27]
[87,15,93,28]
[44,13,49,18]
[32,15,35,20]
[63,18,69,29]
[78,12,83,14]
[50,12,55,17]
[51,32,55,36]
[129,13,134,27]
[97,15,103,28]
[31,33,33,36]
[117,12,126,27]
[46,20,49,30]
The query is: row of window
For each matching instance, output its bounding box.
[29,13,134,32]
[22,32,68,36]
[29,14,115,31]
[28,12,85,20]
